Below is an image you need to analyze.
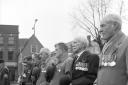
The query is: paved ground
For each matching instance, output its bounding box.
[11,84,19,85]
[10,82,19,85]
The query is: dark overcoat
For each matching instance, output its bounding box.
[71,51,99,85]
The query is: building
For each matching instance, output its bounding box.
[18,34,43,75]
[0,25,19,81]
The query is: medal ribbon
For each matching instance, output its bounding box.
[100,31,126,66]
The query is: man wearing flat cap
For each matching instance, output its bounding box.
[0,60,10,85]
[97,14,128,85]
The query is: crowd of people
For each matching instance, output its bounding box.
[0,14,128,85]
[17,36,100,85]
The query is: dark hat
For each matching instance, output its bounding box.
[0,59,4,63]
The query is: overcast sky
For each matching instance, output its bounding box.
[0,0,128,51]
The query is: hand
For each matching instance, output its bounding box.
[40,81,49,85]
[31,76,35,81]
[4,74,8,79]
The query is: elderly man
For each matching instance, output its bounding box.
[97,14,128,85]
[70,37,99,85]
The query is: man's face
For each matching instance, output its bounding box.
[41,52,49,61]
[55,45,63,58]
[100,20,115,40]
[72,40,82,52]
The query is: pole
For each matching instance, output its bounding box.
[32,19,38,36]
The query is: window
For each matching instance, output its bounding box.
[8,34,17,37]
[8,51,14,60]
[0,37,4,44]
[0,51,3,59]
[8,37,14,44]
[31,45,38,53]
[8,34,13,36]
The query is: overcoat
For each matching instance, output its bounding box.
[97,31,128,85]
[71,51,99,85]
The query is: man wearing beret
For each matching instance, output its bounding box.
[97,14,128,85]
[0,60,10,85]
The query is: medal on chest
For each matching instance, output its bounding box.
[101,34,126,67]
[101,51,117,67]
[75,62,88,71]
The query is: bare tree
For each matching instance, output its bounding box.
[119,0,128,22]
[71,0,111,49]
[72,0,126,50]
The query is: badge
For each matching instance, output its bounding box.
[58,69,61,72]
[75,67,80,70]
[23,73,26,77]
[108,61,116,67]
[101,53,117,67]
[75,62,88,71]
[82,67,88,71]
[42,70,46,72]
[104,62,108,66]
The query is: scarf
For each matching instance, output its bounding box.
[100,31,126,65]
[102,31,125,55]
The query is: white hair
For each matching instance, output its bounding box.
[102,14,122,27]
[39,48,50,55]
[74,36,88,49]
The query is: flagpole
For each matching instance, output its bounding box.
[32,19,38,36]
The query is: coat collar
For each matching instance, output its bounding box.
[102,31,125,54]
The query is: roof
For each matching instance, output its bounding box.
[0,25,19,33]
[29,34,43,47]
[18,34,43,56]
[19,38,29,48]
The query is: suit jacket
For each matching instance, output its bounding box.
[71,51,99,85]
[97,31,128,85]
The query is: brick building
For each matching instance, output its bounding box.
[18,34,43,76]
[0,25,19,81]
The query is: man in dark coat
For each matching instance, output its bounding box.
[70,37,99,85]
[31,64,41,85]
[21,63,32,85]
[0,60,10,85]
